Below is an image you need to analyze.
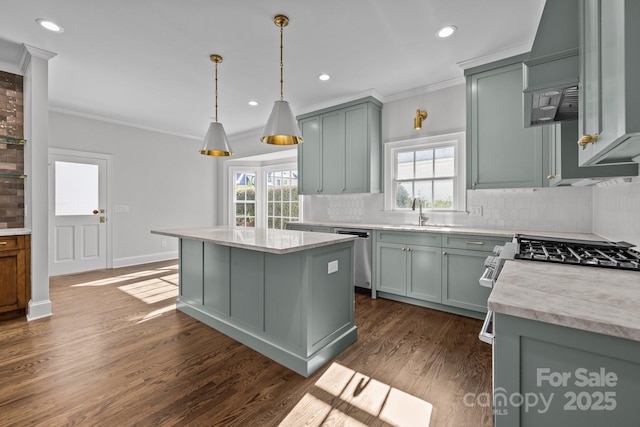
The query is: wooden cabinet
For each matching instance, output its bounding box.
[466,57,549,189]
[547,120,637,186]
[0,234,30,316]
[297,97,382,195]
[578,0,640,166]
[375,230,508,316]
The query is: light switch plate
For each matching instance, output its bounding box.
[470,205,483,216]
[328,260,338,274]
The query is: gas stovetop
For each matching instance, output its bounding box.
[514,234,640,271]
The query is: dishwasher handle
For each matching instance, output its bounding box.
[335,229,371,239]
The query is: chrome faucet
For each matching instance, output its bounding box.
[411,197,429,226]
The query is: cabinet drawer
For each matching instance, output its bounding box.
[0,235,25,251]
[376,230,441,247]
[442,234,510,251]
[287,225,333,233]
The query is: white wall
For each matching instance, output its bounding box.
[49,111,216,267]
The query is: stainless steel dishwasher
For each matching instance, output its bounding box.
[333,228,372,291]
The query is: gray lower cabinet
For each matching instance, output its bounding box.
[297,97,382,195]
[466,57,548,189]
[375,231,509,316]
[377,241,441,303]
[493,313,640,426]
[578,0,640,166]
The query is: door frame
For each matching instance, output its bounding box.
[48,147,114,271]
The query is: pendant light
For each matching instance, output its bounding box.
[200,54,233,156]
[261,15,303,145]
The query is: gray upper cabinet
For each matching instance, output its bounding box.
[578,0,640,166]
[466,57,548,189]
[297,97,382,195]
[547,120,637,186]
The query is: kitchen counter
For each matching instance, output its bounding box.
[151,226,356,254]
[0,229,31,236]
[289,220,601,241]
[489,260,640,342]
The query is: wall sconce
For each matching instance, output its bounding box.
[414,110,427,130]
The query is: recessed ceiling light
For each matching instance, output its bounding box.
[318,73,331,81]
[437,25,456,38]
[248,100,258,106]
[36,18,64,33]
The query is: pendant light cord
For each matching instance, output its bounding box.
[215,60,219,122]
[279,24,284,101]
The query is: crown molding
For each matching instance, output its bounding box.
[19,44,57,73]
[295,88,386,116]
[383,77,466,103]
[457,41,533,70]
[49,106,202,141]
[0,60,22,75]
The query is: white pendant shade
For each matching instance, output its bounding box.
[200,122,233,156]
[260,100,303,145]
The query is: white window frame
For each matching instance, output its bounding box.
[383,131,466,212]
[227,162,299,228]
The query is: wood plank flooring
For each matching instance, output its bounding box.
[0,260,493,426]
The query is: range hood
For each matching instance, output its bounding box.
[523,0,579,127]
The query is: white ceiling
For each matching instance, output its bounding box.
[0,0,545,140]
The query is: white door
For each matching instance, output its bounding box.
[49,153,108,276]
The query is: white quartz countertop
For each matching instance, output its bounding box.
[0,228,31,236]
[289,221,601,240]
[488,260,640,342]
[151,226,356,255]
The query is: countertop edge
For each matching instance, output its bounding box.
[0,228,31,236]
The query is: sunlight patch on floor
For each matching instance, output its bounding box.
[137,303,177,323]
[70,265,178,287]
[118,275,178,304]
[280,362,433,427]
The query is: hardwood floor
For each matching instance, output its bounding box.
[0,260,493,426]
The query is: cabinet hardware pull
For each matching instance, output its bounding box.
[547,174,555,180]
[407,248,411,252]
[465,241,484,245]
[442,251,447,255]
[0,242,7,245]
[578,133,598,147]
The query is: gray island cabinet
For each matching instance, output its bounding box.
[151,227,358,377]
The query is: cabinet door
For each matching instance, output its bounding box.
[441,248,491,313]
[407,245,442,303]
[298,116,322,194]
[344,104,368,193]
[320,111,345,194]
[376,242,407,296]
[578,0,640,165]
[0,249,26,313]
[468,63,546,189]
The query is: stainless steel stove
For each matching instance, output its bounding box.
[514,234,640,271]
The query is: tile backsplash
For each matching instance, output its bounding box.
[592,178,640,248]
[0,70,25,229]
[303,186,594,233]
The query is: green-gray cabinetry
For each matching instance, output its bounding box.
[441,234,510,312]
[547,121,637,186]
[297,97,382,195]
[466,56,549,189]
[493,313,640,426]
[376,231,442,303]
[578,0,640,166]
[375,230,509,317]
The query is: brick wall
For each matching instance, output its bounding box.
[0,71,25,229]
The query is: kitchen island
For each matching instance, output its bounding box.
[151,227,357,377]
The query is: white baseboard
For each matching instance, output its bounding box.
[27,299,52,321]
[113,251,178,268]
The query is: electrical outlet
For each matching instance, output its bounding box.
[161,240,167,248]
[328,260,338,274]
[470,205,483,216]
